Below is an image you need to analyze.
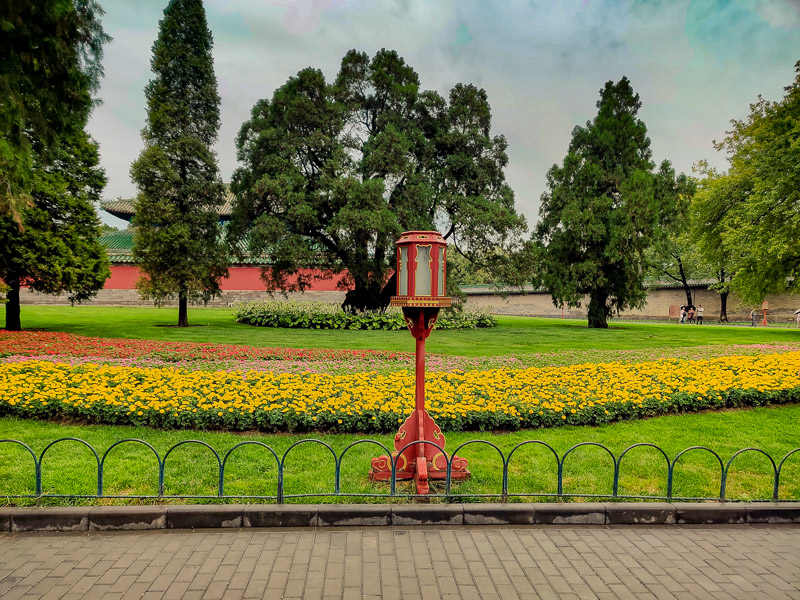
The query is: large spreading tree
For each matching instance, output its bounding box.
[1,0,108,229]
[0,130,110,331]
[692,61,800,303]
[534,77,682,328]
[230,49,527,312]
[131,0,227,327]
[1,0,110,331]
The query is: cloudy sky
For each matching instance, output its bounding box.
[89,0,800,229]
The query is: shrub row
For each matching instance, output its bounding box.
[234,301,497,330]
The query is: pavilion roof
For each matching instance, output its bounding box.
[100,188,237,223]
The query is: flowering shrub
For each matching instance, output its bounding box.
[234,301,497,330]
[1,353,798,433]
[0,331,411,362]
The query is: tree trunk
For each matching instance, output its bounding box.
[675,254,693,307]
[587,291,609,329]
[342,275,390,313]
[178,290,188,327]
[719,291,729,323]
[3,283,21,331]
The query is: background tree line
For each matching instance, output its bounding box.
[2,1,797,330]
[533,63,800,327]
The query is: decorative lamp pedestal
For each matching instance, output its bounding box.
[369,307,470,494]
[369,231,470,496]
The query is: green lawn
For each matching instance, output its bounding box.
[4,305,800,505]
[1,406,799,505]
[10,305,800,357]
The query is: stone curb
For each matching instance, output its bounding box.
[2,503,799,532]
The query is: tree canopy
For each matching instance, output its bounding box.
[130,0,227,327]
[0,129,110,330]
[230,49,527,312]
[692,61,800,303]
[646,172,704,308]
[0,0,108,229]
[534,77,682,328]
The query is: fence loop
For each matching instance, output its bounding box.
[221,441,280,498]
[281,439,338,500]
[0,439,39,496]
[450,440,504,497]
[99,439,162,496]
[39,437,102,496]
[615,443,670,498]
[670,446,724,500]
[390,439,447,495]
[777,449,800,502]
[337,439,392,496]
[161,440,222,497]
[560,442,616,498]
[722,448,777,502]
[505,441,560,498]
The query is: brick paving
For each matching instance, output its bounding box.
[0,526,799,600]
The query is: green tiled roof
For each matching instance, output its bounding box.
[100,230,135,263]
[99,229,273,266]
[101,188,237,222]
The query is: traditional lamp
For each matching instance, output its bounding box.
[370,231,470,495]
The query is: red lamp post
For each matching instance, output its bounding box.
[369,231,470,495]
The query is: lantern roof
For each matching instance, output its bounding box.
[396,231,447,245]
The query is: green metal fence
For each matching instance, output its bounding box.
[1,437,798,503]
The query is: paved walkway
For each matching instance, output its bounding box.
[0,526,799,600]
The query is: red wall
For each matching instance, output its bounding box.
[104,266,140,289]
[106,265,349,291]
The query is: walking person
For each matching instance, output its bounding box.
[680,305,686,324]
[696,304,704,324]
[795,309,800,329]
[750,308,758,327]
[687,305,695,324]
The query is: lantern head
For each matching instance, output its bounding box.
[390,231,452,308]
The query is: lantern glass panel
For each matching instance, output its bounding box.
[399,246,408,296]
[415,245,432,296]
[438,246,445,296]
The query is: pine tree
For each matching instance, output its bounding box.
[1,130,110,331]
[1,0,108,230]
[131,0,227,327]
[535,78,678,328]
[1,0,109,330]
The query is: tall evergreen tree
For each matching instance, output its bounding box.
[1,130,110,331]
[1,0,109,331]
[535,78,679,328]
[1,0,108,229]
[131,0,227,327]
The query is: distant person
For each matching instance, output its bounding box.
[750,308,758,327]
[696,305,704,324]
[680,306,686,324]
[796,310,800,329]
[687,305,695,324]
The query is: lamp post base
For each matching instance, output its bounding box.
[369,407,470,495]
[369,302,469,496]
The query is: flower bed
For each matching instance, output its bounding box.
[0,331,411,362]
[1,353,799,433]
[5,332,797,375]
